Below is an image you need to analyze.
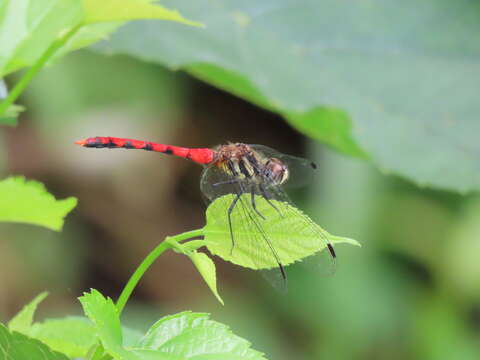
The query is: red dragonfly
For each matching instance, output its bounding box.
[75,136,336,281]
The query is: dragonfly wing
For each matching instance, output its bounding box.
[201,166,288,285]
[265,183,337,275]
[200,165,239,201]
[248,144,317,188]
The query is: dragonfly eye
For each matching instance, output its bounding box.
[265,158,289,185]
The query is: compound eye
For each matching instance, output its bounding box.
[266,158,288,184]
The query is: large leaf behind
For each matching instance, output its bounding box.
[95,0,480,192]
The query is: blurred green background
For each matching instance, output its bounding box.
[1,49,479,360]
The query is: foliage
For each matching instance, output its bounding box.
[0,324,69,360]
[204,194,359,269]
[94,0,480,192]
[0,0,202,121]
[8,292,49,333]
[1,291,267,360]
[0,177,77,231]
[0,179,358,357]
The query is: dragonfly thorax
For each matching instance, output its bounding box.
[214,143,289,186]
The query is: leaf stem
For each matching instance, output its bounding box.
[0,24,82,116]
[115,229,204,314]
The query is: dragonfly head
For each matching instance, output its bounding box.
[264,158,289,185]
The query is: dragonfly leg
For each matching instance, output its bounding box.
[259,184,283,218]
[250,186,266,220]
[227,192,242,255]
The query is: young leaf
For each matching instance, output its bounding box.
[8,291,48,334]
[189,251,224,305]
[138,311,267,360]
[0,177,77,231]
[0,324,69,360]
[78,289,132,360]
[29,317,96,359]
[203,194,359,270]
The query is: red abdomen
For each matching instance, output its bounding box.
[75,136,215,165]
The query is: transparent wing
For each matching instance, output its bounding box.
[263,182,337,275]
[201,165,336,289]
[201,165,288,285]
[248,144,317,188]
[200,164,242,201]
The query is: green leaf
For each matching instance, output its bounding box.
[29,317,96,359]
[0,0,83,76]
[0,324,69,360]
[167,239,223,304]
[82,0,203,26]
[138,311,267,360]
[8,292,48,334]
[203,194,359,270]
[0,177,77,231]
[189,251,224,305]
[80,290,267,360]
[187,64,366,158]
[96,0,480,192]
[26,316,142,359]
[78,289,132,360]
[0,0,202,77]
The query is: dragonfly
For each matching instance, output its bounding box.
[75,136,337,282]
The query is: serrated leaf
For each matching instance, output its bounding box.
[80,290,267,360]
[203,194,359,270]
[26,316,143,359]
[0,177,77,231]
[29,317,96,358]
[138,311,267,360]
[78,289,132,360]
[95,0,480,192]
[8,292,48,334]
[189,251,224,305]
[0,324,69,360]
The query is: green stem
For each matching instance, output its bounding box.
[115,228,204,314]
[0,24,82,116]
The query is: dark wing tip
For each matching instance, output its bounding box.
[310,161,317,169]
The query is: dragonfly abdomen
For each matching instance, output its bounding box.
[75,136,215,165]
